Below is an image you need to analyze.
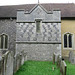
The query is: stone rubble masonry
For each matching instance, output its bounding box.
[0,19,16,53]
[16,44,61,61]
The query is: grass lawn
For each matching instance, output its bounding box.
[14,60,61,75]
[66,61,75,75]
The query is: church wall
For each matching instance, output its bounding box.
[0,18,61,61]
[61,20,75,58]
[0,19,16,53]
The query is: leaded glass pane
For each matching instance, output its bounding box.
[69,34,72,48]
[1,35,3,49]
[64,34,67,47]
[5,35,8,49]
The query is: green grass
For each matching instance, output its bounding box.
[14,61,61,75]
[66,61,75,75]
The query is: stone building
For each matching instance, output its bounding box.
[16,4,61,60]
[0,3,75,60]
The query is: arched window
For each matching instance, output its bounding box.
[64,33,72,48]
[0,34,8,49]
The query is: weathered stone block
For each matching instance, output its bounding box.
[69,51,75,64]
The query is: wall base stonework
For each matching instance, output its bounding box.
[16,44,61,61]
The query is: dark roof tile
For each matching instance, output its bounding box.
[0,3,75,18]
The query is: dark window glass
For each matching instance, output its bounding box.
[36,21,40,33]
[0,36,1,48]
[69,34,72,48]
[1,35,3,49]
[64,34,67,47]
[5,35,8,49]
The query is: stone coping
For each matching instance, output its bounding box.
[16,21,61,23]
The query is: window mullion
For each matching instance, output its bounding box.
[71,35,72,48]
[67,34,69,48]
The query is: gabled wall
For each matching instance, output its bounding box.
[17,5,61,22]
[16,5,61,61]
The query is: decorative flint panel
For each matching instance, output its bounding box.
[16,22,61,42]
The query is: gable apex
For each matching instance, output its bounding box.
[25,4,52,14]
